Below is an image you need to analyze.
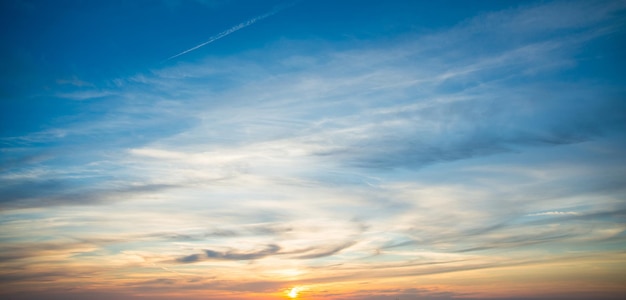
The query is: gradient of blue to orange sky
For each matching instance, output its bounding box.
[1,0,626,299]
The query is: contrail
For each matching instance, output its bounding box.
[166,2,296,61]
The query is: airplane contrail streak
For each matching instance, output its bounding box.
[166,2,296,61]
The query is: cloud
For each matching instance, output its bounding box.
[205,244,280,260]
[139,10,624,177]
[527,211,581,217]
[177,253,202,263]
[292,241,356,259]
[56,76,94,87]
[174,240,360,263]
[0,176,178,208]
[319,287,457,300]
[0,241,97,263]
[54,89,115,101]
[176,244,282,263]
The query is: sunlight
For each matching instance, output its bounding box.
[288,287,301,298]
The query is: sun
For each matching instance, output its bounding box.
[287,287,301,298]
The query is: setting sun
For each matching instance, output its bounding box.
[288,287,301,298]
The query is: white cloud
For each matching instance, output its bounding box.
[527,211,581,217]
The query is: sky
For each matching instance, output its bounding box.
[1,0,626,299]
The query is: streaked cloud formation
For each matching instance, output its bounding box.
[1,0,625,299]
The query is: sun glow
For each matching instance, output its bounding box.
[288,287,301,298]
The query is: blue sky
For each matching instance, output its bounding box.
[1,1,626,299]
